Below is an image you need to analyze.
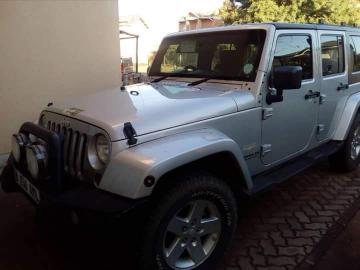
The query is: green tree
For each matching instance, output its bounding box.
[219,0,360,25]
[219,0,241,24]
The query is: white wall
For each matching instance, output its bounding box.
[0,0,121,153]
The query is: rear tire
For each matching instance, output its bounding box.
[138,171,238,270]
[330,113,360,172]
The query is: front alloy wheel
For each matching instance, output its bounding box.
[139,172,238,270]
[163,200,221,269]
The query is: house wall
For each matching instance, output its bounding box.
[0,0,121,154]
[179,18,224,31]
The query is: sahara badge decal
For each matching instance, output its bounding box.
[63,107,84,116]
[242,143,260,160]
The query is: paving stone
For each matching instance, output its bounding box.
[317,210,339,217]
[302,206,317,217]
[278,225,295,238]
[324,204,345,210]
[286,218,303,230]
[268,256,297,266]
[287,238,313,246]
[294,211,310,223]
[310,216,333,223]
[270,232,286,246]
[265,217,287,224]
[308,200,323,210]
[237,256,255,270]
[249,247,266,266]
[304,245,313,253]
[304,223,328,230]
[331,199,350,205]
[260,239,277,256]
[249,231,269,240]
[257,267,287,270]
[296,230,321,238]
[278,246,306,256]
[253,224,278,232]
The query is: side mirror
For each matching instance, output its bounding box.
[266,66,303,104]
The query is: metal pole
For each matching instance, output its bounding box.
[136,36,139,73]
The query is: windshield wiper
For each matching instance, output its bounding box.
[151,76,168,83]
[187,78,211,86]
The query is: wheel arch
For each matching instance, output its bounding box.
[99,128,253,199]
[333,91,360,141]
[152,151,250,201]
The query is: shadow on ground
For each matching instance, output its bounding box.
[1,161,360,270]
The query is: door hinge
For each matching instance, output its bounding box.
[262,108,274,120]
[317,124,325,134]
[261,144,272,157]
[319,94,326,104]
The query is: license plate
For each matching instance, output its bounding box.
[15,170,40,204]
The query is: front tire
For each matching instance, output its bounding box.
[139,171,238,270]
[330,113,360,172]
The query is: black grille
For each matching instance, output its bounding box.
[47,121,87,180]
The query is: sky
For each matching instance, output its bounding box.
[118,0,224,64]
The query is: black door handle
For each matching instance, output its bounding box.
[305,90,320,100]
[337,83,349,91]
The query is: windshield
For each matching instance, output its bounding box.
[149,29,266,82]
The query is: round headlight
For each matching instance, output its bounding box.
[11,133,29,162]
[26,145,48,179]
[88,134,111,170]
[96,134,110,164]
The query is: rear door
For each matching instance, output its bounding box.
[317,31,348,141]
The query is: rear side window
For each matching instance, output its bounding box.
[273,35,313,80]
[350,36,360,73]
[321,35,345,76]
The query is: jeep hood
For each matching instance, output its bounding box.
[46,83,256,141]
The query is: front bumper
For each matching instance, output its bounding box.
[0,122,147,215]
[0,158,146,215]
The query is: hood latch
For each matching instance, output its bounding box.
[123,122,137,146]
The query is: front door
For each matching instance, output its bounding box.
[317,31,348,141]
[261,30,320,165]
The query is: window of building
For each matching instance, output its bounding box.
[273,35,313,80]
[321,35,345,76]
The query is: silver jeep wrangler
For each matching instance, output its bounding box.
[2,22,360,270]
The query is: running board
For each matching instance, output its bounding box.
[251,142,343,194]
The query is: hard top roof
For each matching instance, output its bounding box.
[267,22,360,32]
[166,22,360,38]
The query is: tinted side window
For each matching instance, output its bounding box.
[350,36,360,72]
[321,35,345,76]
[273,35,313,80]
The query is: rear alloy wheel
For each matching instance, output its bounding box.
[350,126,360,160]
[330,113,360,172]
[139,172,238,270]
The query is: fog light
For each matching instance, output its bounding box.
[11,133,29,162]
[26,144,48,179]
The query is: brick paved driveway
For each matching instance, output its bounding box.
[0,162,360,270]
[218,162,360,270]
